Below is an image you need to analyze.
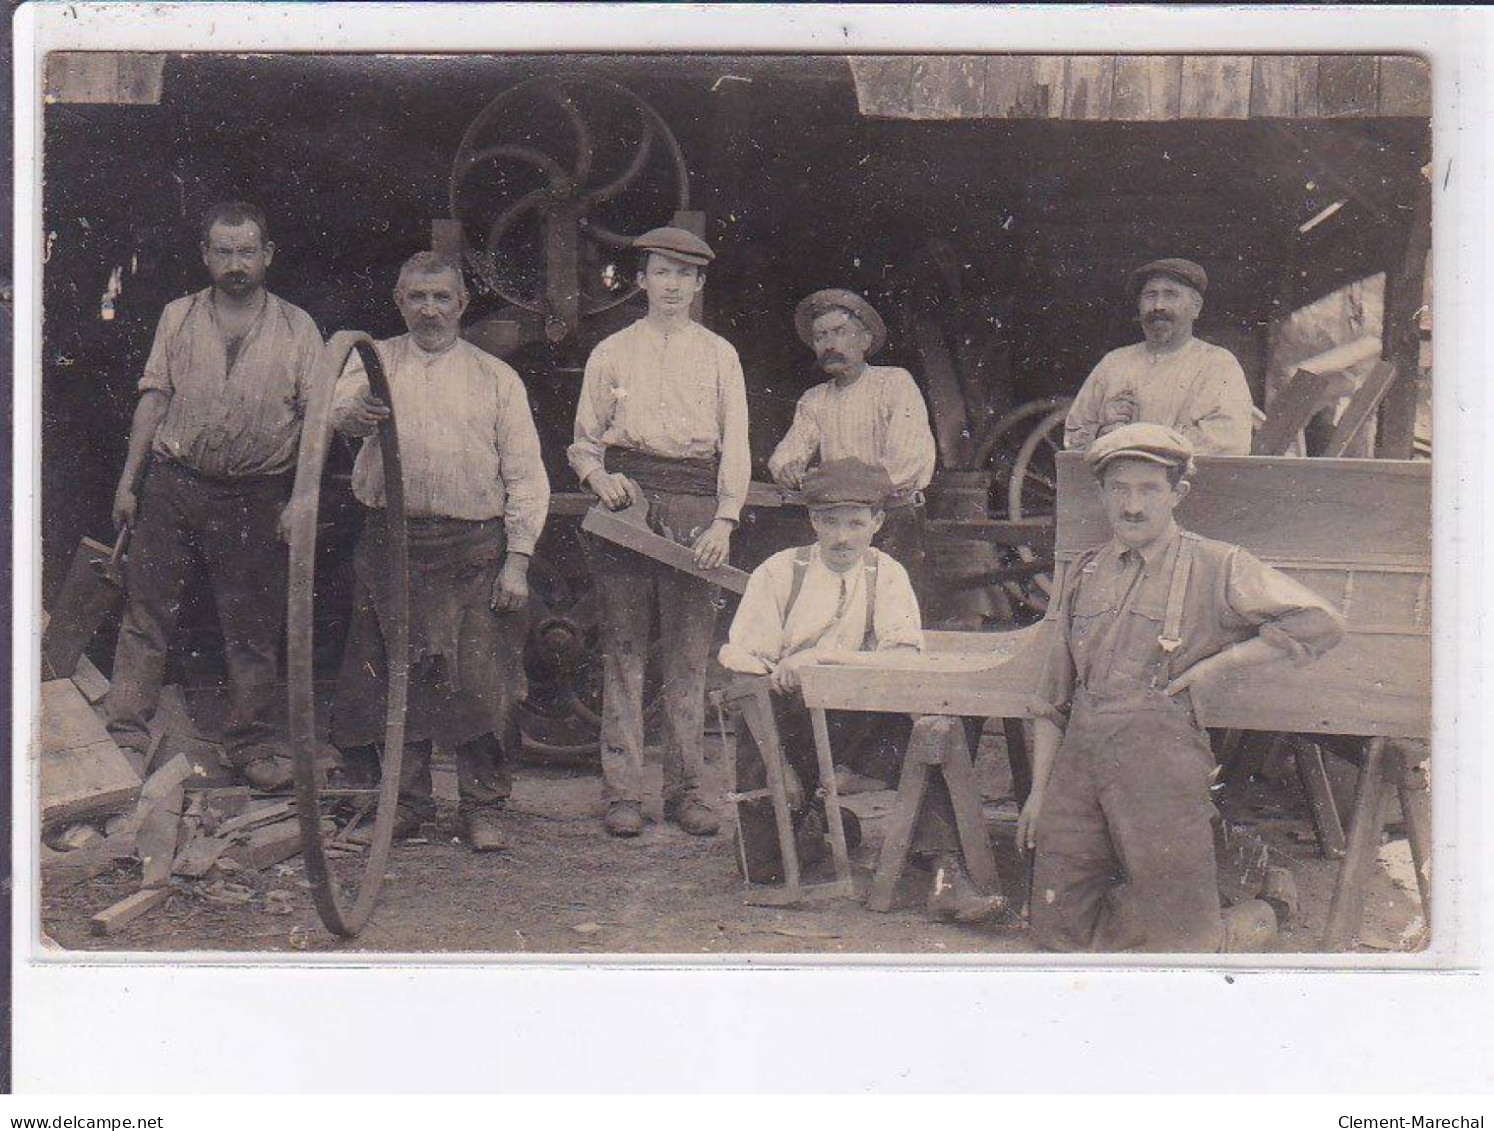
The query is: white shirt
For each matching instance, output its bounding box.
[568,317,751,522]
[331,335,550,555]
[1065,337,1255,456]
[768,364,937,495]
[718,545,924,674]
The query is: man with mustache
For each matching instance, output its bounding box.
[570,226,749,839]
[1018,423,1344,951]
[1065,259,1255,456]
[105,202,322,791]
[326,251,550,851]
[768,289,936,594]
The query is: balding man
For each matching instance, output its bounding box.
[328,251,550,852]
[1065,259,1255,456]
[769,288,936,593]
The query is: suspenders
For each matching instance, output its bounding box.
[782,547,881,651]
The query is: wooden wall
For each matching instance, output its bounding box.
[45,53,167,105]
[849,55,1430,122]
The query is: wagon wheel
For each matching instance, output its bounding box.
[982,397,1073,618]
[516,558,666,765]
[286,332,408,938]
[449,74,691,336]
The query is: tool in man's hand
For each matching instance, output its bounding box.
[580,492,750,594]
[42,527,130,679]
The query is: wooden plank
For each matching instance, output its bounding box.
[581,502,750,593]
[1294,740,1347,858]
[172,836,232,879]
[847,56,918,118]
[867,724,934,912]
[1319,56,1380,118]
[39,677,115,756]
[137,783,185,888]
[1111,56,1182,121]
[45,52,165,105]
[1379,55,1431,117]
[1250,56,1301,118]
[1063,56,1115,120]
[71,655,110,704]
[1254,367,1355,455]
[979,56,1033,117]
[1054,454,1431,568]
[40,714,142,827]
[1296,57,1322,117]
[90,887,172,936]
[1324,360,1400,457]
[220,818,303,872]
[933,719,1002,897]
[946,56,988,117]
[1179,56,1253,119]
[1323,738,1391,949]
[213,799,294,839]
[41,836,135,892]
[1028,57,1068,119]
[909,56,960,119]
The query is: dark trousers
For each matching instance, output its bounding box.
[1030,690,1223,953]
[875,501,927,603]
[106,461,289,764]
[340,728,512,820]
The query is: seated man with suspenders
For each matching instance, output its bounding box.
[718,459,1004,923]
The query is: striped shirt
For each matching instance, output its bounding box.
[331,335,550,555]
[768,365,936,495]
[718,545,924,675]
[1065,337,1255,456]
[568,317,751,522]
[140,287,323,477]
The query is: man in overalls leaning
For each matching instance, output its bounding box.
[1018,423,1345,952]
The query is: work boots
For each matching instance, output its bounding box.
[926,853,1006,924]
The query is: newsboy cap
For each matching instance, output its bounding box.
[794,288,888,357]
[1086,423,1196,476]
[1131,257,1208,296]
[801,458,896,509]
[633,226,715,267]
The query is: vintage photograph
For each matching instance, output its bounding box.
[32,49,1432,958]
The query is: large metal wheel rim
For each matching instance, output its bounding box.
[288,330,409,938]
[448,73,692,315]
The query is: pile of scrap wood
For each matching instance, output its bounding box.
[38,659,353,937]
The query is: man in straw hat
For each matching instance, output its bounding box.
[769,288,936,594]
[569,226,749,839]
[1065,258,1255,456]
[719,458,1003,923]
[1019,423,1344,952]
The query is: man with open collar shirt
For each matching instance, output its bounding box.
[768,288,937,595]
[105,201,322,791]
[1065,258,1255,456]
[327,251,550,852]
[569,226,750,839]
[1018,423,1344,952]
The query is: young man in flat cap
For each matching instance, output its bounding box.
[768,288,937,594]
[570,226,750,838]
[326,251,550,851]
[1018,423,1345,952]
[1065,258,1255,456]
[720,458,1003,923]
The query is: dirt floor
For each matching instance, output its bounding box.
[40,726,1426,959]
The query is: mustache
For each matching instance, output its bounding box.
[818,350,848,364]
[1143,311,1174,323]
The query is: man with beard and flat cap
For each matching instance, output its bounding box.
[1065,258,1255,456]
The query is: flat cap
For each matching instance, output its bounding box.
[633,226,715,267]
[1086,422,1196,475]
[801,458,896,509]
[1131,257,1208,295]
[794,288,888,357]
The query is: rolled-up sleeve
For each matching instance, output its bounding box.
[1029,565,1080,726]
[714,339,751,522]
[767,392,821,483]
[494,371,551,556]
[1225,547,1347,662]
